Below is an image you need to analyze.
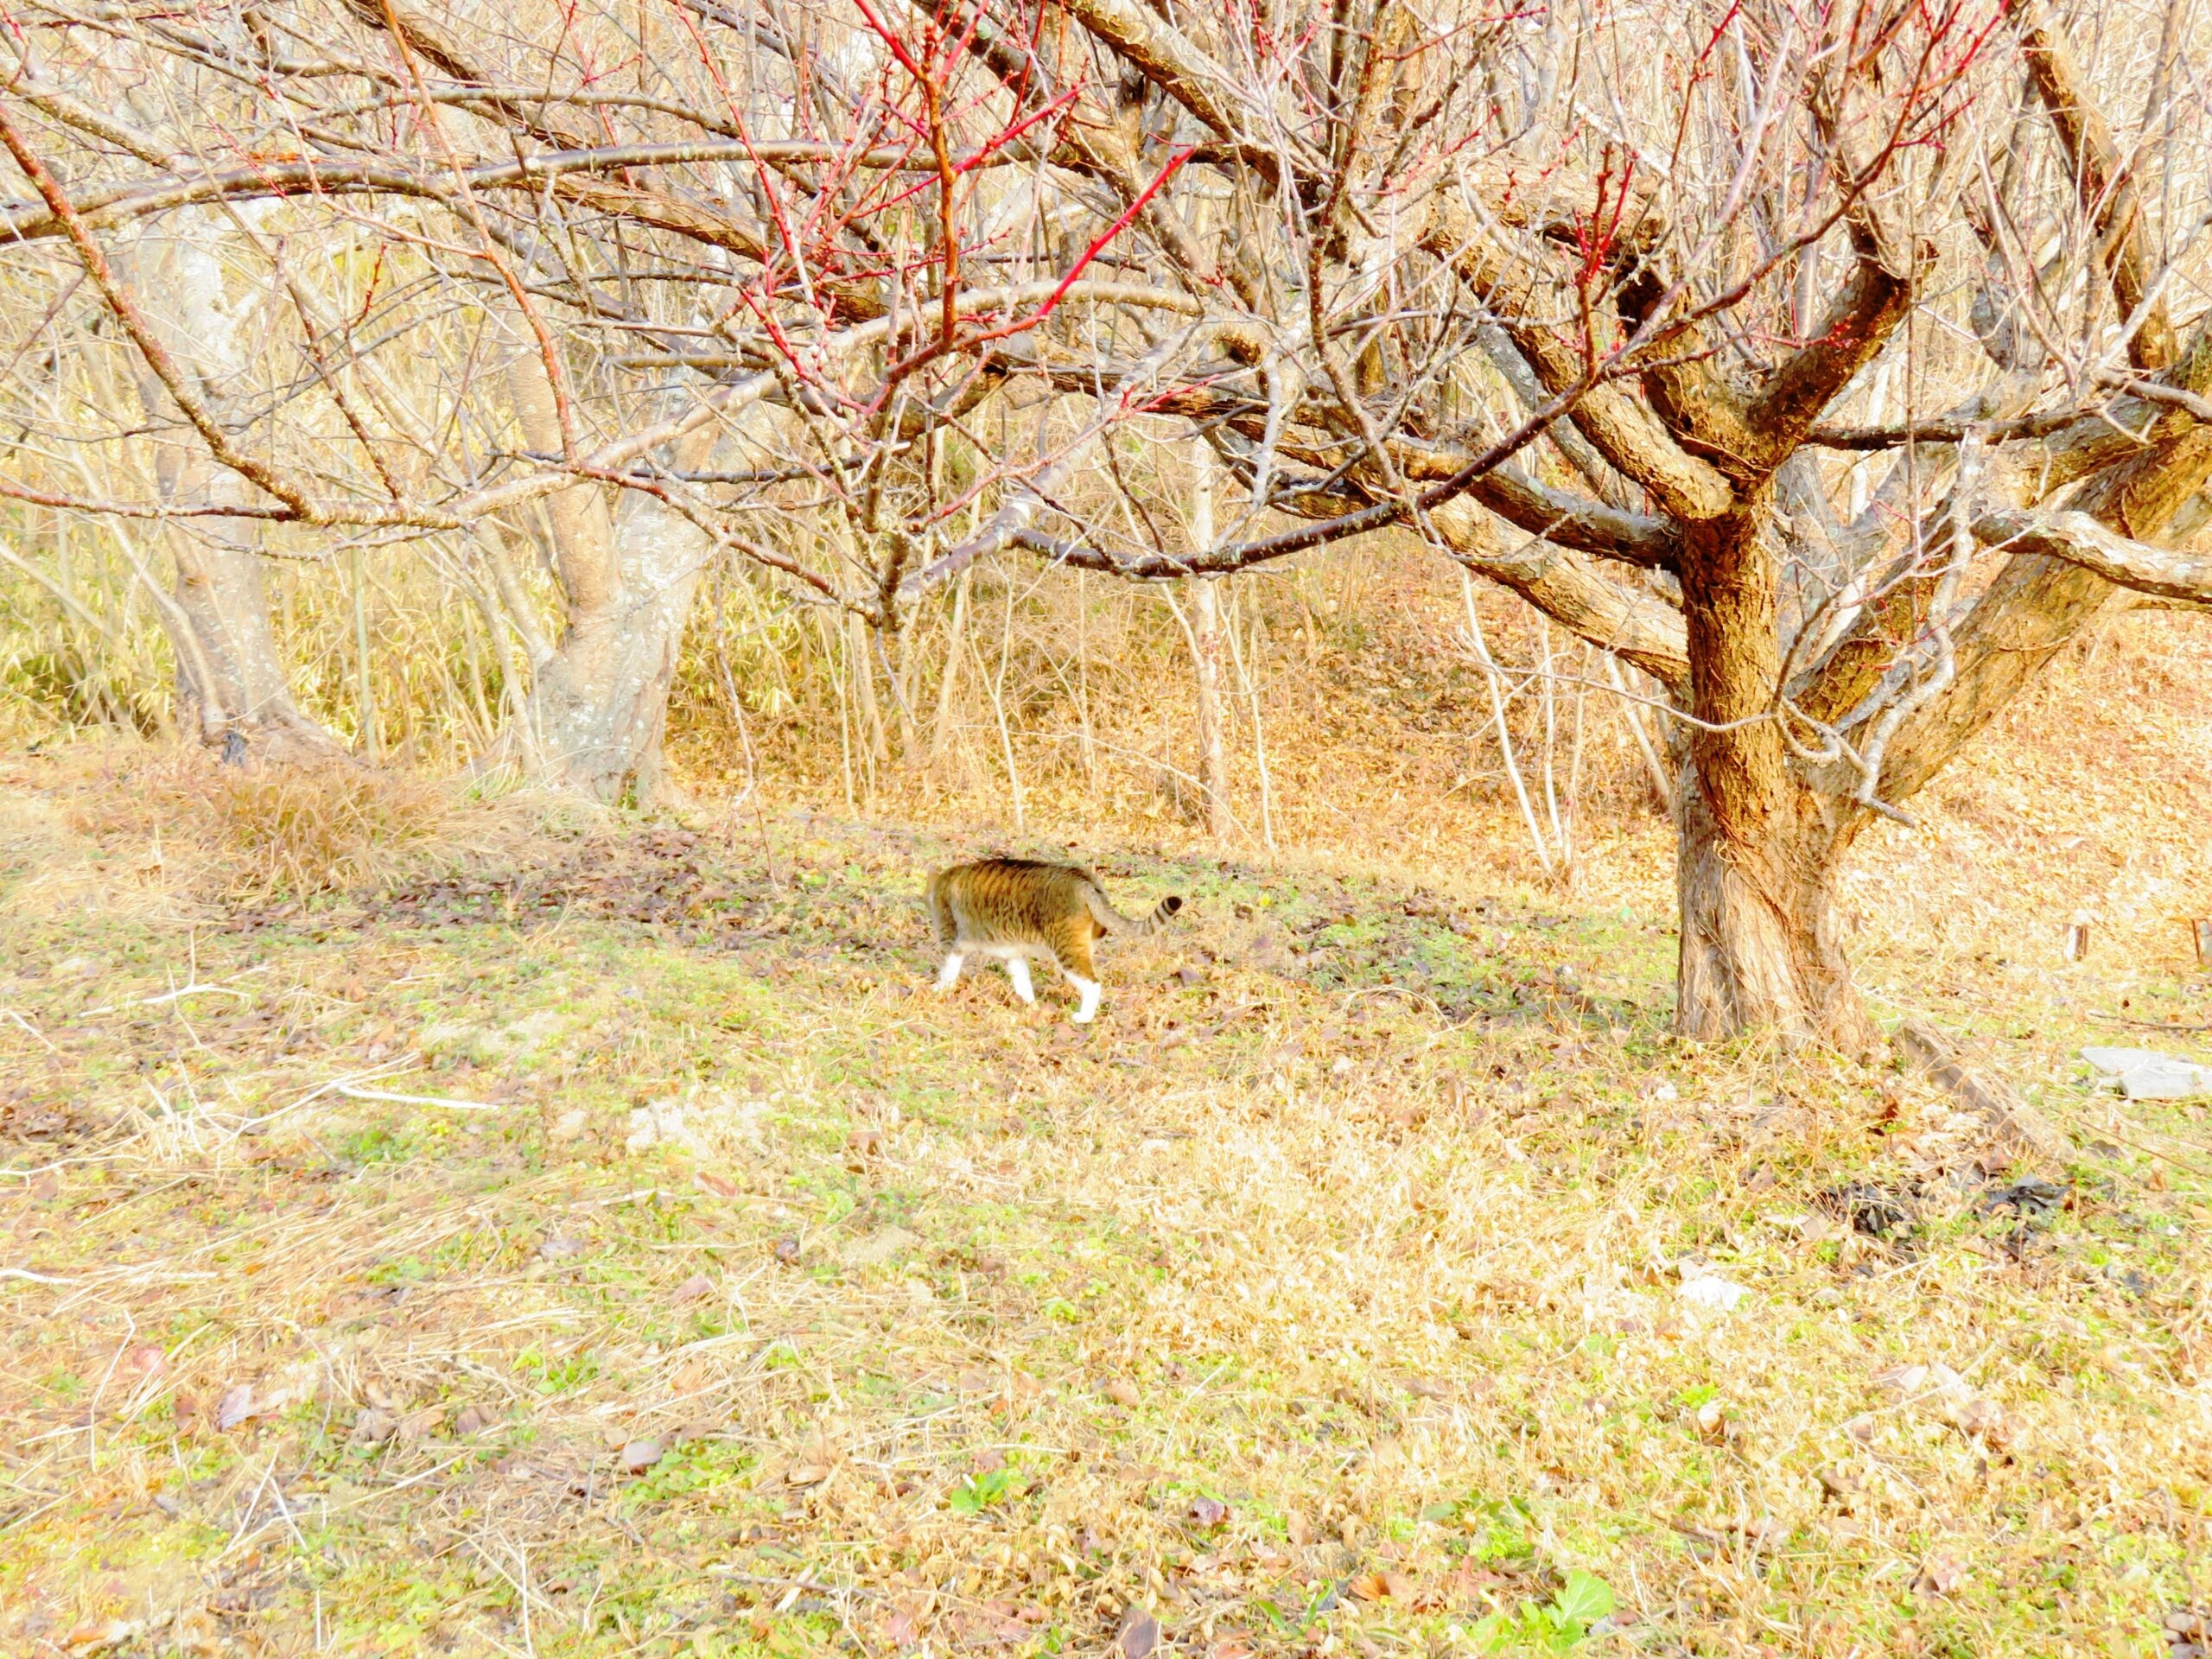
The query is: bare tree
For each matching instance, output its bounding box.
[0,0,1217,796]
[980,0,2211,1050]
[3,0,2208,1050]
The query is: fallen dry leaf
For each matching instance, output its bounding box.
[1347,1570,1415,1602]
[350,1408,397,1446]
[1117,1605,1160,1659]
[1912,1554,1968,1596]
[215,1382,255,1430]
[62,1618,146,1654]
[1876,1362,2009,1443]
[1874,1361,1967,1404]
[1953,1394,2012,1446]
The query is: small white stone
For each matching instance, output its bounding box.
[1677,1274,1749,1313]
[2081,1046,2212,1099]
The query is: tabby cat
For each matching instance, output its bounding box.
[925,858,1183,1024]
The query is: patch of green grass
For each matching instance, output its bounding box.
[340,1125,415,1165]
[515,1344,602,1396]
[947,1460,1033,1516]
[1462,1570,1616,1654]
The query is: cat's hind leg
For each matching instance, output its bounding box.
[1049,926,1103,1024]
[1066,974,1102,1024]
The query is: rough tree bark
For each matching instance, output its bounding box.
[505,355,719,805]
[1667,501,1873,1050]
[130,216,338,761]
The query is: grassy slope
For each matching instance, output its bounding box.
[2,626,2209,1657]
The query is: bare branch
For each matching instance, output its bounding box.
[1971,508,2212,604]
[2012,0,2178,372]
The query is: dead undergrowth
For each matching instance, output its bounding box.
[180,760,453,900]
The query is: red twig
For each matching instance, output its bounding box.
[959,144,1198,349]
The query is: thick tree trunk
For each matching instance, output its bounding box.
[168,538,335,760]
[1673,765,1877,1053]
[1672,498,1879,1054]
[524,499,709,805]
[130,216,339,762]
[504,356,718,806]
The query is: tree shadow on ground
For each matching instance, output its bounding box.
[283,816,1675,1044]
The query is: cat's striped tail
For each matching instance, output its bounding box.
[1084,885,1185,936]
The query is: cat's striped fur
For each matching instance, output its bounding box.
[926,858,1182,1024]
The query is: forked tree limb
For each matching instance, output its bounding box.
[1423,198,1736,522]
[1839,307,2212,806]
[2011,0,2177,372]
[1971,508,2212,604]
[1739,253,1915,467]
[1051,0,1306,185]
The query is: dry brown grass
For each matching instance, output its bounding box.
[1,594,2209,1659]
[678,544,1665,891]
[181,759,452,898]
[1,741,584,920]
